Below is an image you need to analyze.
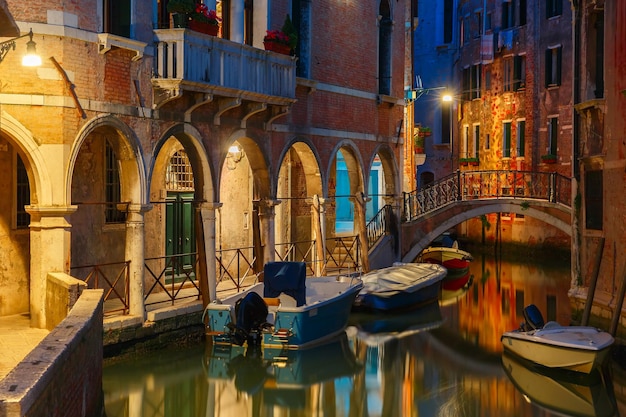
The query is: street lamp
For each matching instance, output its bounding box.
[0,29,42,67]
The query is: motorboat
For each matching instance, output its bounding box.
[352,262,447,312]
[502,351,617,417]
[500,304,615,374]
[205,261,362,349]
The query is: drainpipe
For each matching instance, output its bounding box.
[571,0,582,291]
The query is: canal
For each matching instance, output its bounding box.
[102,250,623,416]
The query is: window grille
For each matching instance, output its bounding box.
[166,150,195,191]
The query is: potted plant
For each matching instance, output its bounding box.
[418,126,432,137]
[541,154,557,164]
[467,157,479,166]
[263,15,298,55]
[167,0,194,28]
[189,3,221,36]
[459,157,469,166]
[413,133,425,154]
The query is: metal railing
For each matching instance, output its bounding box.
[323,235,360,276]
[366,204,393,247]
[404,170,571,221]
[215,246,257,293]
[70,260,130,316]
[143,253,201,308]
[274,239,317,276]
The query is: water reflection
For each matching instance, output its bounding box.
[103,253,623,417]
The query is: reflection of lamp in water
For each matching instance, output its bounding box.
[226,144,243,170]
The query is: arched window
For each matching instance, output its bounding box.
[166,150,195,191]
[378,1,392,95]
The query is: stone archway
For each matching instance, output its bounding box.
[69,115,147,318]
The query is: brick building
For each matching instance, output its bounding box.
[0,0,411,328]
[569,0,626,322]
[416,0,573,249]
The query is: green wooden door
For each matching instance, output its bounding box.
[165,192,195,281]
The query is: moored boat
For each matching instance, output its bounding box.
[352,262,447,312]
[417,246,473,289]
[205,261,363,349]
[500,304,614,374]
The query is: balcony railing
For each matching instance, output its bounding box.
[152,29,297,106]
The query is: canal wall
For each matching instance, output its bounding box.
[0,289,104,417]
[102,301,206,358]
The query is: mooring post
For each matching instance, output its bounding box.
[581,237,604,326]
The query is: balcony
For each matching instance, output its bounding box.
[152,29,297,120]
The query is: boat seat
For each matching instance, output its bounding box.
[263,261,306,307]
[523,304,545,330]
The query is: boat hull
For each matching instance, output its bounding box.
[207,276,362,349]
[501,325,614,374]
[353,263,446,312]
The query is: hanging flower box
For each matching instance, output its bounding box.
[541,154,557,164]
[263,40,291,55]
[468,157,479,166]
[189,20,219,36]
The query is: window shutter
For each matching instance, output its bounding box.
[545,49,552,87]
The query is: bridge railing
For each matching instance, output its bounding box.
[403,170,571,221]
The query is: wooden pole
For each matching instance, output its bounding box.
[581,237,604,326]
[609,262,626,336]
[195,207,210,308]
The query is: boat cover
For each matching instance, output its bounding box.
[263,261,306,306]
[359,263,446,298]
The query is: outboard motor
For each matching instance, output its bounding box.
[522,304,545,330]
[229,292,269,346]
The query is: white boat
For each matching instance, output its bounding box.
[501,304,614,374]
[205,261,363,349]
[352,262,447,312]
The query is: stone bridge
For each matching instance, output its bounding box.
[397,170,572,262]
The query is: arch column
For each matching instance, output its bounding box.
[352,192,370,272]
[309,195,327,276]
[125,204,150,320]
[255,199,281,269]
[26,205,77,329]
[197,202,221,304]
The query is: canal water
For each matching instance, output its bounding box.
[102,251,623,417]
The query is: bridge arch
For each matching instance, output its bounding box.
[401,200,571,263]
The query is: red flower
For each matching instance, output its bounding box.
[192,4,221,25]
[264,29,291,45]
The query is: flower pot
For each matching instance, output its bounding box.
[171,13,189,28]
[189,20,219,36]
[414,147,425,154]
[264,41,291,55]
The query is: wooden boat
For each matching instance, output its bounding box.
[205,261,363,349]
[352,262,447,312]
[416,246,473,288]
[502,351,617,417]
[500,304,614,374]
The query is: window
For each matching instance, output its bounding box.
[473,124,480,157]
[513,55,526,90]
[503,121,512,158]
[516,120,525,157]
[503,57,513,92]
[475,10,483,37]
[462,125,469,158]
[486,12,492,31]
[548,116,558,154]
[546,0,562,18]
[519,0,527,25]
[378,2,392,95]
[545,46,562,87]
[444,0,453,43]
[502,0,515,29]
[104,0,131,38]
[16,154,30,229]
[105,140,126,223]
[485,66,491,90]
[462,64,481,100]
[584,170,603,230]
[441,104,451,145]
[166,150,194,191]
